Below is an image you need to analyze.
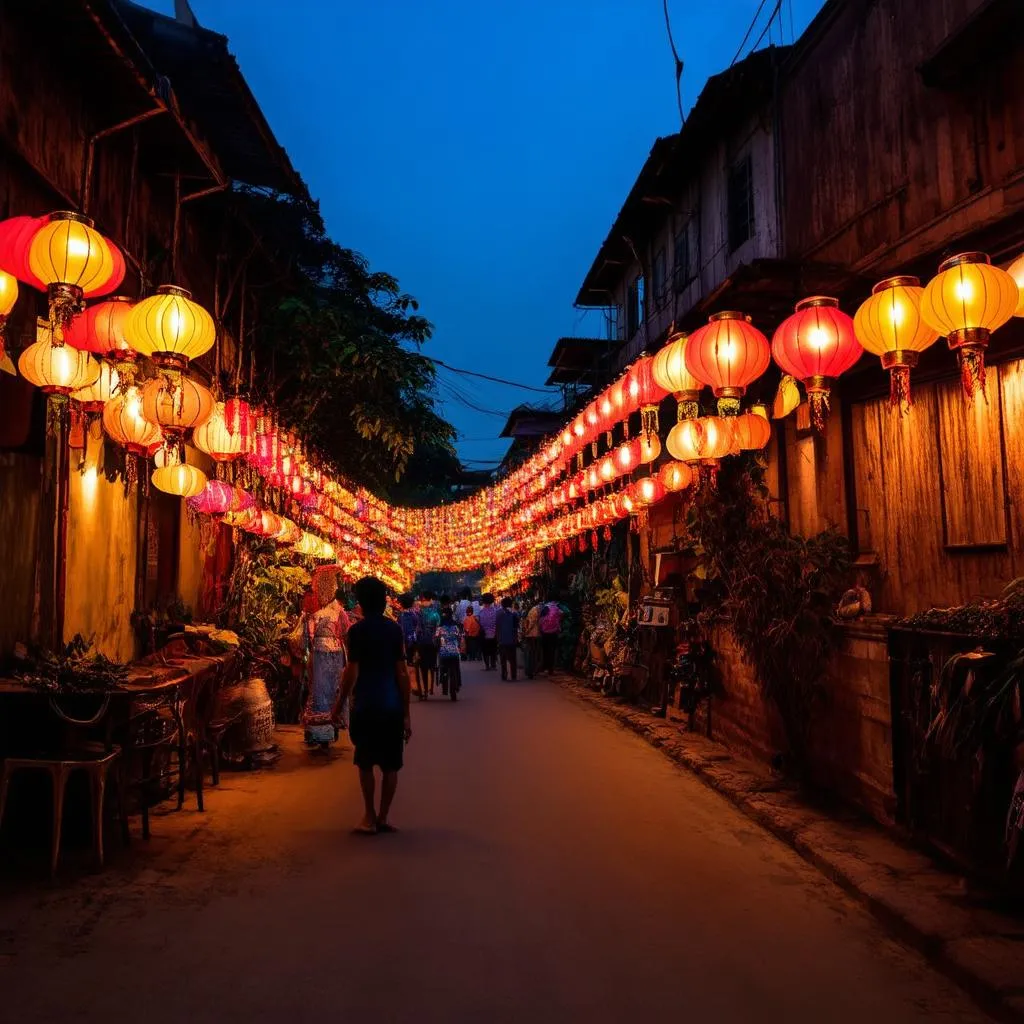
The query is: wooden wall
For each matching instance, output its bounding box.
[780,0,1024,270]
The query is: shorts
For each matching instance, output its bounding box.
[349,708,405,772]
[416,642,437,671]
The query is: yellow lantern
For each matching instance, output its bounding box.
[652,330,703,420]
[127,285,216,370]
[920,253,1018,397]
[152,462,208,498]
[193,401,243,462]
[666,418,704,464]
[19,318,99,395]
[71,361,119,414]
[0,269,18,358]
[1009,253,1024,317]
[103,384,163,455]
[637,432,661,464]
[854,276,940,406]
[141,374,214,436]
[659,460,693,492]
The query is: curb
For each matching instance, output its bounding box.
[552,673,1024,1023]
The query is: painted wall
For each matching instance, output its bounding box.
[64,429,137,662]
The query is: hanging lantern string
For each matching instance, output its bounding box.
[171,171,181,282]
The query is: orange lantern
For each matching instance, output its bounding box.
[19,319,100,407]
[626,355,667,435]
[65,296,137,381]
[920,253,1018,398]
[659,460,693,492]
[652,329,702,421]
[103,384,163,456]
[772,297,861,431]
[686,312,770,416]
[730,409,771,451]
[598,455,617,483]
[141,374,214,437]
[854,276,940,407]
[614,439,640,475]
[0,270,18,356]
[1009,253,1024,317]
[70,361,119,414]
[635,476,666,506]
[637,432,661,464]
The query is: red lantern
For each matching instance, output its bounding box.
[772,297,862,431]
[659,460,693,492]
[0,216,45,289]
[635,476,666,506]
[686,311,770,415]
[626,355,668,435]
[187,480,238,516]
[614,439,640,476]
[224,396,254,451]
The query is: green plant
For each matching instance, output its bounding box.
[687,458,853,779]
[14,634,128,693]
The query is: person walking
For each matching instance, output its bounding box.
[477,593,499,671]
[463,606,481,661]
[302,585,351,752]
[434,609,463,698]
[333,576,411,834]
[455,588,475,624]
[496,596,520,681]
[397,593,421,695]
[539,598,563,675]
[522,598,543,679]
[415,591,441,696]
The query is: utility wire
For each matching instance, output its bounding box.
[748,0,783,55]
[424,355,557,394]
[662,0,685,126]
[731,0,770,65]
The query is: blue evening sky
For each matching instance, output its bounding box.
[160,1,825,470]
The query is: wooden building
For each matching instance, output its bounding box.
[0,0,305,661]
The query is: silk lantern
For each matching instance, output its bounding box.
[127,285,216,372]
[193,401,243,462]
[653,330,703,421]
[772,297,861,431]
[659,460,693,492]
[1009,253,1024,317]
[152,462,208,499]
[920,253,1019,398]
[686,312,770,416]
[853,276,939,407]
[141,374,214,437]
[19,319,100,430]
[730,409,771,451]
[65,296,137,382]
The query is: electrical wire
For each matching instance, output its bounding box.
[662,0,685,126]
[424,355,558,394]
[731,0,770,65]
[748,0,783,55]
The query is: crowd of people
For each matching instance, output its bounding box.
[298,577,570,833]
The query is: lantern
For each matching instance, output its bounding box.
[193,401,243,462]
[635,476,666,506]
[65,296,137,381]
[103,384,163,455]
[1010,253,1024,317]
[637,432,661,464]
[626,355,667,435]
[141,374,214,437]
[597,391,615,444]
[19,319,100,398]
[127,285,216,371]
[920,253,1018,398]
[659,460,693,492]
[666,418,704,464]
[0,270,17,355]
[0,216,45,289]
[598,455,617,483]
[730,409,771,451]
[772,297,861,431]
[853,276,940,407]
[152,462,208,499]
[224,396,254,452]
[614,439,640,475]
[70,362,119,414]
[666,415,732,466]
[187,480,235,516]
[27,212,121,328]
[686,312,770,416]
[652,330,703,420]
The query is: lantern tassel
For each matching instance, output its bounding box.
[48,284,83,335]
[889,366,912,412]
[717,396,740,417]
[678,399,698,422]
[958,349,987,402]
[808,390,830,433]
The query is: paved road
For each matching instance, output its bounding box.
[2,664,989,1022]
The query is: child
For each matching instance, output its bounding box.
[435,610,464,698]
[462,607,482,661]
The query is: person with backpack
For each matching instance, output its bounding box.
[415,591,442,697]
[539,598,563,675]
[434,609,464,699]
[397,593,421,692]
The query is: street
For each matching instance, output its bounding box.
[1,664,989,1022]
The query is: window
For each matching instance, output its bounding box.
[673,221,692,292]
[626,274,645,338]
[652,248,667,309]
[727,154,754,252]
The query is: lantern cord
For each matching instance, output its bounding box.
[172,172,182,281]
[662,0,685,126]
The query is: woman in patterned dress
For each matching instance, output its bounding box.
[304,585,351,751]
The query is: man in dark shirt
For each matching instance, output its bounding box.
[335,576,412,834]
[495,596,520,682]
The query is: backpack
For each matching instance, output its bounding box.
[399,609,419,645]
[540,603,562,635]
[417,603,441,642]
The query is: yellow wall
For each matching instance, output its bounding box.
[64,427,137,661]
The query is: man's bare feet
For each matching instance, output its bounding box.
[354,817,376,834]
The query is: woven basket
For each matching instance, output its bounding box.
[219,676,276,754]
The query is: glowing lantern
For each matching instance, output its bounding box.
[920,253,1018,398]
[635,476,666,506]
[141,374,214,436]
[27,212,121,328]
[187,480,248,516]
[659,460,693,492]
[853,276,940,407]
[599,455,617,483]
[597,391,615,441]
[772,297,861,431]
[667,415,732,467]
[614,439,640,475]
[638,432,661,464]
[127,285,216,371]
[730,409,771,451]
[652,330,703,420]
[585,465,601,491]
[584,400,601,443]
[152,462,208,498]
[1009,253,1024,316]
[666,418,704,464]
[0,216,45,288]
[65,296,137,380]
[19,319,100,399]
[103,384,163,455]
[685,312,770,417]
[224,396,254,451]
[626,355,667,435]
[193,401,243,462]
[0,269,18,355]
[70,361,119,414]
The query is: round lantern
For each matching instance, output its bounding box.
[187,480,241,516]
[19,318,100,397]
[772,297,861,431]
[597,391,615,443]
[653,330,703,420]
[65,296,137,381]
[193,401,243,462]
[1009,253,1024,317]
[70,361,119,414]
[635,476,666,506]
[103,384,163,455]
[224,396,254,452]
[152,462,207,499]
[141,374,214,437]
[666,418,704,464]
[659,460,693,492]
[614,439,640,475]
[638,432,661,464]
[0,269,18,349]
[686,312,770,416]
[666,415,732,466]
[853,276,940,407]
[920,253,1019,398]
[626,355,668,435]
[0,216,45,289]
[28,212,121,328]
[598,455,617,483]
[127,285,216,371]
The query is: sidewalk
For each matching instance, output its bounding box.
[552,673,1024,1023]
